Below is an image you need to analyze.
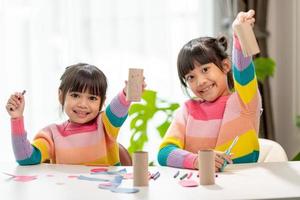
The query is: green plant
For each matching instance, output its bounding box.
[293,115,300,160]
[292,152,300,161]
[128,90,179,154]
[296,116,300,128]
[254,57,276,82]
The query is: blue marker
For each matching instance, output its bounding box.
[220,136,239,172]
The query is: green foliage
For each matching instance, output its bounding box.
[128,90,179,154]
[292,152,300,161]
[254,57,276,82]
[296,116,300,128]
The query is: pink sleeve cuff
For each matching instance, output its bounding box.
[183,153,198,169]
[118,90,131,106]
[11,117,26,136]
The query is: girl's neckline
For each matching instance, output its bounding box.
[201,94,231,105]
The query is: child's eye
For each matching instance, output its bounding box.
[70,93,80,98]
[201,67,209,73]
[185,75,194,81]
[89,96,98,101]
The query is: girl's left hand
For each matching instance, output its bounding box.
[193,150,233,172]
[123,77,147,96]
[232,9,255,29]
[214,151,233,172]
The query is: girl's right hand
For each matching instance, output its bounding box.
[193,150,233,172]
[6,92,25,118]
[214,151,233,172]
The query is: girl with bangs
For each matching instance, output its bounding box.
[158,10,261,172]
[6,63,146,166]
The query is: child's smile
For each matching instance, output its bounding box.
[73,109,91,118]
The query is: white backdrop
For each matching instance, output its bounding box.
[0,0,214,163]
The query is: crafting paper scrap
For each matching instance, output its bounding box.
[110,187,139,193]
[3,172,37,182]
[90,167,108,173]
[91,168,127,175]
[98,185,139,194]
[111,175,123,187]
[68,175,79,179]
[78,175,109,182]
[179,179,199,187]
[13,176,37,182]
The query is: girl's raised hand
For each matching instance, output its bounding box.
[123,77,147,96]
[6,91,26,118]
[232,9,255,29]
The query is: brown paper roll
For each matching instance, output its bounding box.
[126,68,144,102]
[234,23,260,57]
[133,151,148,186]
[198,150,215,185]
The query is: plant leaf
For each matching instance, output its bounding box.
[157,120,171,138]
[254,57,276,82]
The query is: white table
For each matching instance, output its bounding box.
[1,161,300,200]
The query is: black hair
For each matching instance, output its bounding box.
[59,63,107,110]
[177,36,234,94]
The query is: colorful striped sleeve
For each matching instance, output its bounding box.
[102,90,131,139]
[11,117,42,165]
[157,105,198,169]
[232,34,259,108]
[230,34,260,163]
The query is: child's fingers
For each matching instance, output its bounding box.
[9,96,21,107]
[215,167,219,172]
[223,154,233,164]
[215,154,225,166]
[246,9,255,18]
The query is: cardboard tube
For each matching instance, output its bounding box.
[133,151,148,186]
[234,23,260,57]
[126,68,144,102]
[198,150,215,185]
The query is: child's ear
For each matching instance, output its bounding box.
[222,58,231,73]
[58,89,63,105]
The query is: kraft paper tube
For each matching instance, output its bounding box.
[198,150,215,185]
[126,68,144,102]
[133,151,148,186]
[234,23,260,57]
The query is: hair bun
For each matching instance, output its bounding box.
[217,35,228,51]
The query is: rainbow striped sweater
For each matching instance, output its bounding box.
[158,36,262,169]
[11,91,130,166]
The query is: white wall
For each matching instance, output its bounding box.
[0,0,214,163]
[268,0,300,159]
